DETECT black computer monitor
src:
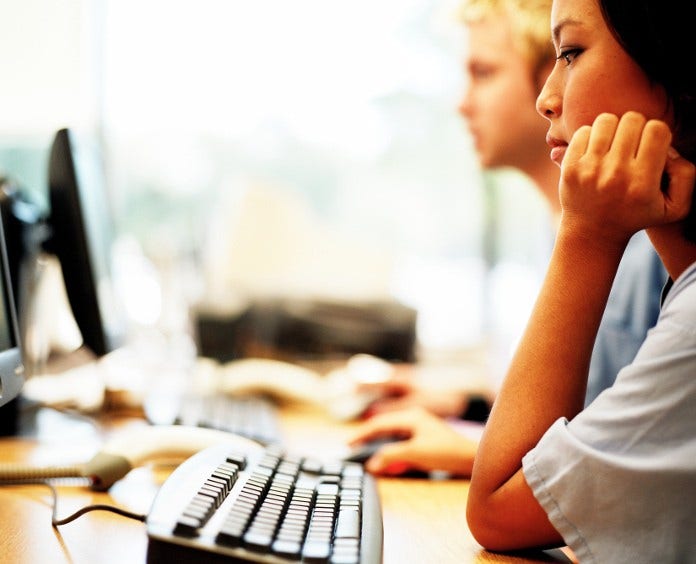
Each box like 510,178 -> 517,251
0,210 -> 25,409
45,128 -> 124,357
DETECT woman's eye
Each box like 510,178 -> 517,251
556,48 -> 581,66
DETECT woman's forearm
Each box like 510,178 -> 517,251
467,227 -> 627,541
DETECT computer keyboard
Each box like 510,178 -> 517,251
146,443 -> 383,563
150,393 -> 283,446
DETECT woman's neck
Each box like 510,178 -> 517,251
525,155 -> 562,223
648,224 -> 696,281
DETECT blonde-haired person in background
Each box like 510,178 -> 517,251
348,0 -> 666,478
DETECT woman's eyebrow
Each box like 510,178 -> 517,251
552,18 -> 583,43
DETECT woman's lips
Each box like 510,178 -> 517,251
550,145 -> 566,165
546,134 -> 568,166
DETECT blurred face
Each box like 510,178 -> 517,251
459,14 -> 550,171
536,0 -> 671,166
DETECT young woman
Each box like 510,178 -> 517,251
466,0 -> 696,561
348,0 -> 666,479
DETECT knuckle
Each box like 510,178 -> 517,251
576,158 -> 602,186
595,112 -> 619,126
622,110 -> 646,125
643,119 -> 672,143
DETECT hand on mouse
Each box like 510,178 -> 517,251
348,407 -> 478,477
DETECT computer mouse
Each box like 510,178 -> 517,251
343,435 -> 407,464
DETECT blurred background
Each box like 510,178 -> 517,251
0,0 -> 553,383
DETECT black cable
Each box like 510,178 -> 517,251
0,480 -> 146,527
52,498 -> 147,526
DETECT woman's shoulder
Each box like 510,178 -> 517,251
657,260 -> 696,330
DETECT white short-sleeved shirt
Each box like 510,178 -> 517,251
522,261 -> 696,564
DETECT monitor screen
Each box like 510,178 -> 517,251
45,128 -> 124,357
0,211 -> 24,408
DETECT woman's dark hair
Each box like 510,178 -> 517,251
599,0 -> 696,241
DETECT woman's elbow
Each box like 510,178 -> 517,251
467,482 -> 563,552
466,491 -> 510,551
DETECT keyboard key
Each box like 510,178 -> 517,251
331,552 -> 360,564
272,538 -> 302,558
225,454 -> 247,470
302,540 -> 332,563
216,523 -> 245,546
335,508 -> 360,539
331,554 -> 360,564
173,514 -> 203,537
243,530 -> 274,552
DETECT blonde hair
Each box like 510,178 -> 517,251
458,0 -> 554,80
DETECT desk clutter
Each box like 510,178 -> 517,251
194,297 -> 418,365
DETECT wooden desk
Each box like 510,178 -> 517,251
0,405 -> 574,564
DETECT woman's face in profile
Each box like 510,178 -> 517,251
536,0 -> 671,165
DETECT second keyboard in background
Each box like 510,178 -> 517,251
147,393 -> 283,446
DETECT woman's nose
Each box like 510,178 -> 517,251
536,74 -> 561,119
536,89 -> 560,119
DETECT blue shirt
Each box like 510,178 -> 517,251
586,230 -> 666,405
522,260 -> 696,563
